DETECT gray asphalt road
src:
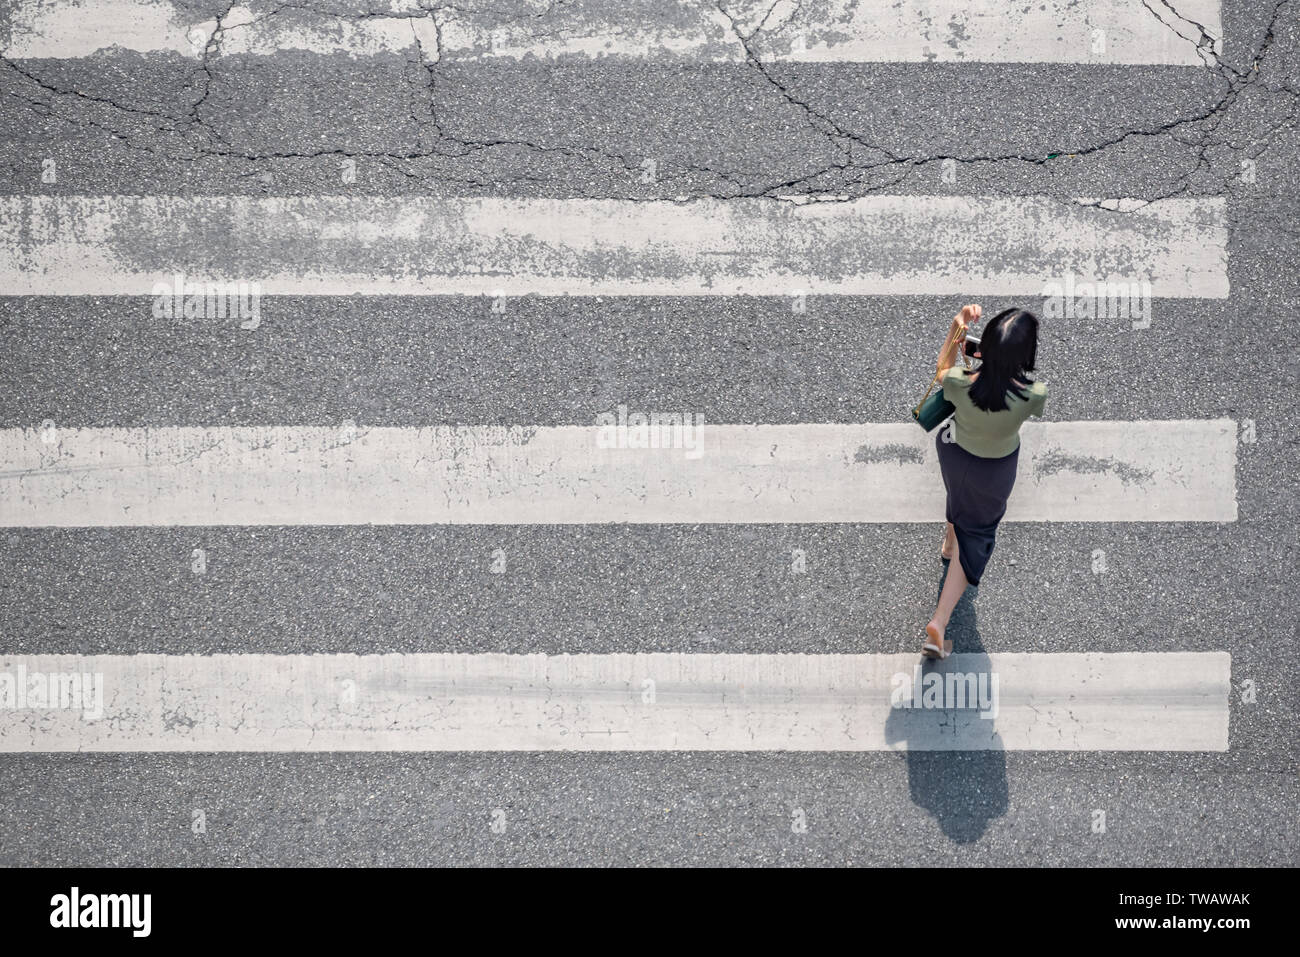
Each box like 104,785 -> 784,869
0,0 -> 1297,866
2,754 -> 1296,866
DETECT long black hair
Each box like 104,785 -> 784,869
966,308 -> 1039,413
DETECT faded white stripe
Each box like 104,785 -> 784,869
0,195 -> 1229,298
0,421 -> 1238,527
0,653 -> 1232,752
1,0 -> 1223,65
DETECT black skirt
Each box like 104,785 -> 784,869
934,428 -> 1020,587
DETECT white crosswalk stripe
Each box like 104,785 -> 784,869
1,0 -> 1224,65
0,194 -> 1229,298
0,653 -> 1231,751
0,421 -> 1238,526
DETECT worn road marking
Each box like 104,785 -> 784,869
0,0 -> 1225,65
0,195 -> 1229,298
0,421 -> 1237,526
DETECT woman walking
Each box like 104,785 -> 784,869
923,304 -> 1047,659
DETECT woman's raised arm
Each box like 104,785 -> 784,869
937,303 -> 981,373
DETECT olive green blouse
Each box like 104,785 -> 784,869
940,366 -> 1048,458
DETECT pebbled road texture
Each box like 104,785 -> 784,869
0,0 -> 1297,866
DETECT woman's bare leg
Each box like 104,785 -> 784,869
941,522 -> 956,557
928,535 -> 968,638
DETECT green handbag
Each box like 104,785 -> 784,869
911,383 -> 954,432
911,322 -> 972,431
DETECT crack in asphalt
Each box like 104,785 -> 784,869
1141,0 -> 1224,68
0,0 -> 1296,212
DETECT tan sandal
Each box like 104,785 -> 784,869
921,622 -> 952,659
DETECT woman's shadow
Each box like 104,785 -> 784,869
883,559 -> 1009,844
